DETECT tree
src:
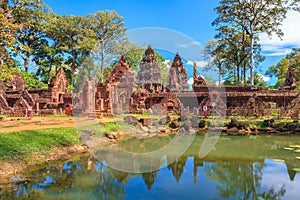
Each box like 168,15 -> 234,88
110,39 -> 145,71
32,13 -> 66,84
266,48 -> 300,90
204,161 -> 286,199
12,0 -> 49,73
87,10 -> 127,83
253,72 -> 269,89
55,15 -> 96,87
0,0 -> 22,79
213,27 -> 265,85
213,0 -> 290,86
202,40 -> 227,85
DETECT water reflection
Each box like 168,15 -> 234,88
1,135 -> 300,199
203,160 -> 285,199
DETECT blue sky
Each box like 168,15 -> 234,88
44,0 -> 300,85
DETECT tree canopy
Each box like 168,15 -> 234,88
0,0 -> 134,89
211,0 -> 298,86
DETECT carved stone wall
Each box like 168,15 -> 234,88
137,45 -> 163,93
6,73 -> 27,91
48,68 -> 68,103
1,68 -> 71,116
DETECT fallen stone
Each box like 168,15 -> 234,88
80,134 -> 91,141
170,120 -> 180,129
105,131 -> 118,140
124,116 -> 138,125
160,127 -> 166,132
148,126 -> 157,133
140,118 -> 152,126
140,126 -> 149,133
263,119 -> 275,127
227,127 -> 239,134
182,122 -> 190,131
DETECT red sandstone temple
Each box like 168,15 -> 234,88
74,45 -> 299,119
0,68 -> 71,116
0,45 -> 299,118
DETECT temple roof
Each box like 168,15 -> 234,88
107,56 -> 130,83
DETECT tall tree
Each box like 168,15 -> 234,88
213,0 -> 290,86
0,0 -> 22,79
87,11 -> 127,83
202,40 -> 227,85
12,0 -> 49,73
32,13 -> 65,84
55,15 -> 96,87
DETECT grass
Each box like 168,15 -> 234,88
0,127 -> 79,162
77,121 -> 137,135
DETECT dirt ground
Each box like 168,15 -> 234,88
0,116 -> 76,133
0,116 -> 116,133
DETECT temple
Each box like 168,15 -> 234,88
0,68 -> 71,116
0,45 -> 299,118
76,45 -> 299,119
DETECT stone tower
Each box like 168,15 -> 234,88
137,45 -> 163,93
167,53 -> 189,92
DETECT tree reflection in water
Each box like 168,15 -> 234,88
0,157 -> 127,199
203,160 -> 286,199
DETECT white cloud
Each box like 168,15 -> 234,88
260,10 -> 300,56
215,80 -> 225,86
188,77 -> 194,86
162,59 -> 172,68
257,73 -> 271,82
186,60 -> 208,67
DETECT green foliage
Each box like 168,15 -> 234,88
213,0 -> 290,86
0,127 -> 79,161
19,70 -> 47,89
0,67 -> 47,89
266,48 -> 300,91
202,40 -> 227,85
253,73 -> 269,89
1,1 -> 130,88
87,10 -> 127,83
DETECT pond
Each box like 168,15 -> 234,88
1,135 -> 300,199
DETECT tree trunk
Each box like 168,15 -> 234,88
237,65 -> 240,86
244,60 -> 247,85
71,52 -> 75,88
24,58 -> 29,73
218,65 -> 221,86
234,65 -> 237,85
47,63 -> 53,85
249,26 -> 254,86
100,43 -> 105,83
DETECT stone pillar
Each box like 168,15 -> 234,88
36,102 -> 39,113
100,99 -> 104,111
82,78 -> 96,114
193,62 -> 197,82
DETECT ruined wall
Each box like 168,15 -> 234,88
1,68 -> 71,116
